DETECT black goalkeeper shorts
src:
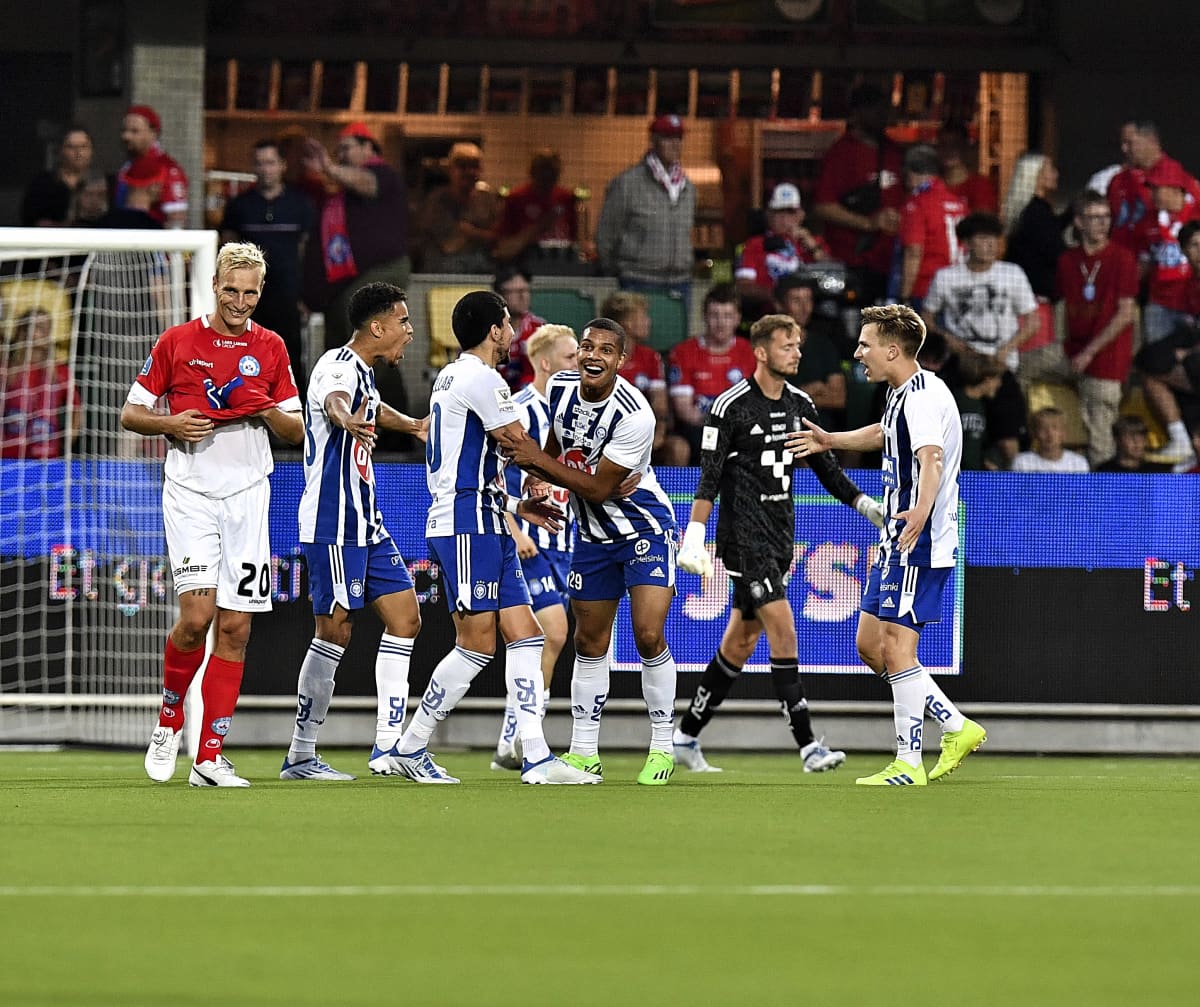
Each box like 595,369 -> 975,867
722,544 -> 793,618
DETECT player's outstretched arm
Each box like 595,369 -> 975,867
378,403 -> 429,442
786,416 -> 883,456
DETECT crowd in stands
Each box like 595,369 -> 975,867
9,98 -> 1200,473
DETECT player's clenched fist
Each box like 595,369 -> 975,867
171,408 -> 214,443
677,520 -> 713,577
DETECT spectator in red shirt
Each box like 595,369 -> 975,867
1134,219 -> 1200,469
1056,190 -> 1139,466
1,308 -> 80,459
813,83 -> 905,305
896,144 -> 966,309
116,105 -> 189,228
937,120 -> 997,214
1136,158 -> 1200,344
494,148 -> 579,270
667,284 -> 756,463
603,291 -> 690,466
734,182 -> 829,301
494,267 -> 547,390
1107,120 -> 1200,251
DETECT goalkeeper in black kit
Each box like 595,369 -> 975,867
673,313 -> 884,772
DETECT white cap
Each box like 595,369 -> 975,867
768,183 -> 802,210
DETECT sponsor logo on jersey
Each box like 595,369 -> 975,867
163,688 -> 181,706
213,338 -> 248,349
750,423 -> 764,435
634,538 -> 650,556
188,357 -> 215,369
494,386 -> 515,414
210,716 -> 233,737
172,560 -> 209,577
140,355 -> 153,376
882,581 -> 899,591
881,597 -> 896,609
650,566 -> 665,578
238,354 -> 261,377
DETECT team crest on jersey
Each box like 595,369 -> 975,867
350,580 -> 364,597
727,367 -> 745,383
140,354 -> 153,376
238,355 -> 261,377
473,582 -> 488,599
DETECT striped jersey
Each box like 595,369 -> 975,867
545,371 -> 676,544
426,353 -> 520,537
504,383 -> 574,552
299,346 -> 387,545
878,368 -> 961,569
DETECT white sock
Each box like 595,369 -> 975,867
889,666 -> 927,768
642,648 -> 677,753
399,646 -> 489,753
922,672 -> 965,733
570,653 -> 610,757
506,635 -> 550,764
288,639 -> 343,762
673,728 -> 697,745
541,686 -> 551,720
375,634 -> 414,751
495,704 -> 518,752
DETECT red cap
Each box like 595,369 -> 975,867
339,121 -> 378,144
126,104 -> 161,133
124,152 -> 163,188
649,114 -> 685,138
1145,157 -> 1191,189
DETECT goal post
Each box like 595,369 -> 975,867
0,227 -> 216,747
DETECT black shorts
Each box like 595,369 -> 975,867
722,544 -> 792,618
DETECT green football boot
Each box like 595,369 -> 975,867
855,758 -> 927,786
929,718 -> 987,781
560,751 -> 603,780
636,750 -> 675,786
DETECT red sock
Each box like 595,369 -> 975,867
158,637 -> 206,730
196,655 -> 245,762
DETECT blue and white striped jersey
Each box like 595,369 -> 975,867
426,353 -> 520,537
299,346 -> 387,546
545,371 -> 676,544
504,383 -> 574,552
878,368 -> 961,569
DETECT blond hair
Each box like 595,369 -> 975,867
599,291 -> 648,326
526,323 -> 577,361
861,304 -> 926,358
215,241 -> 267,280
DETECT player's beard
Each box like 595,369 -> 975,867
767,362 -> 799,381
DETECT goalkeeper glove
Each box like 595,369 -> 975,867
854,494 -> 885,529
677,520 -> 713,577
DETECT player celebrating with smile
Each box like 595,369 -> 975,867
673,313 -> 884,773
788,304 -> 985,786
124,242 -> 304,787
505,318 -> 679,785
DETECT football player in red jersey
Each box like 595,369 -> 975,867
121,242 -> 304,786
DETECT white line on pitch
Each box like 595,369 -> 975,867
0,884 -> 1197,898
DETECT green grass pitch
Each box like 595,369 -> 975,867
2,749 -> 1199,1006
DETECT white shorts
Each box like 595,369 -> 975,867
163,478 -> 273,613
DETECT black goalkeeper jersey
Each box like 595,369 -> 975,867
695,377 -> 863,559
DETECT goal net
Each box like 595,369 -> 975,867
0,228 -> 216,746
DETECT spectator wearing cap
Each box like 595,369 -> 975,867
21,126 -> 95,227
1133,156 -> 1200,344
1107,120 -> 1200,251
414,142 -> 503,274
494,147 -> 580,269
734,182 -> 830,301
116,105 -> 189,228
92,154 -> 163,229
595,114 -> 696,323
896,143 -> 966,310
299,121 -> 411,349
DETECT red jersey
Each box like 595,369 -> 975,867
946,173 -> 997,214
128,315 -> 300,498
899,178 -> 967,299
502,311 -> 548,390
1,361 -> 79,459
814,134 -> 905,274
619,343 -> 666,395
1057,242 -> 1138,382
667,336 -> 757,414
1108,156 -> 1200,250
1134,201 -> 1200,311
116,147 -> 189,225
734,231 -> 831,293
497,184 -> 577,245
